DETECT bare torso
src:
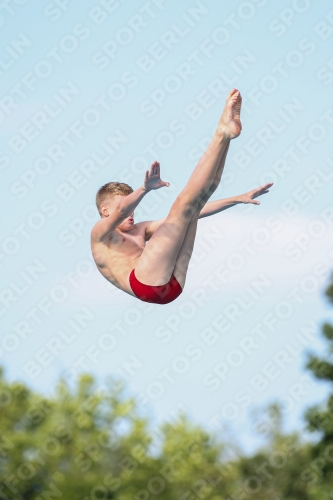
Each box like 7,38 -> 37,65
91,223 -> 147,296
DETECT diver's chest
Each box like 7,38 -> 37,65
116,233 -> 145,250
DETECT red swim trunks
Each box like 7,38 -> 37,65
129,269 -> 182,305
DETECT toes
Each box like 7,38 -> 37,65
228,88 -> 238,97
230,91 -> 241,101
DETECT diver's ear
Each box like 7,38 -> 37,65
100,205 -> 109,218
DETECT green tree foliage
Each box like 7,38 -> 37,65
303,274 -> 333,498
3,275 -> 333,499
0,367 -> 326,500
0,370 -> 237,500
234,405 -> 314,500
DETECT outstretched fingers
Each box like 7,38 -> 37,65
155,161 -> 170,187
150,161 -> 159,176
249,182 -> 274,204
262,182 -> 274,190
144,161 -> 170,190
254,182 -> 274,197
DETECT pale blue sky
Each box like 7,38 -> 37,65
1,0 -> 333,452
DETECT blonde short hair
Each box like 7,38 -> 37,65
96,182 -> 133,215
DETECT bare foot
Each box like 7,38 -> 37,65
218,89 -> 242,140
